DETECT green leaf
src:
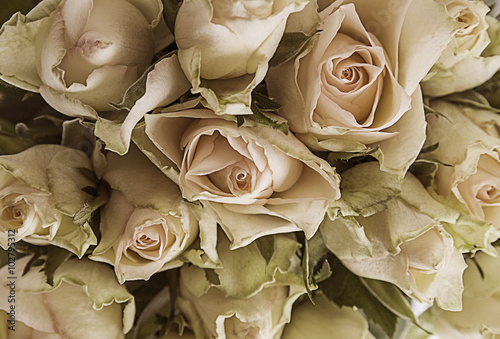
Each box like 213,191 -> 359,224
0,247 -> 6,269
44,246 -> 73,287
204,268 -> 221,286
21,250 -> 45,277
327,145 -> 380,162
73,183 -> 109,226
320,254 -> 400,338
329,162 -> 402,218
255,235 -> 275,266
252,91 -> 282,111
127,271 -> 177,339
475,71 -> 500,108
313,260 -> 332,283
444,90 -> 500,113
248,102 -> 289,134
360,278 -> 431,335
423,104 -> 452,123
269,31 -> 318,67
162,0 -> 183,35
420,142 -> 439,154
413,158 -> 452,167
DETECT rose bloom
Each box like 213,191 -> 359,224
175,0 -> 308,114
142,108 -> 340,247
0,0 -> 190,153
0,256 -> 135,339
408,251 -> 500,338
321,165 -> 467,310
266,0 -> 457,175
422,0 -> 500,96
0,145 -> 97,257
90,146 -> 198,283
425,100 -> 500,232
176,234 -> 305,339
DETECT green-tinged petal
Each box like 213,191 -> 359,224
323,170 -> 467,309
182,230 -> 301,298
103,145 -> 182,213
0,145 -> 64,191
329,161 -> 402,218
405,251 -> 500,338
47,148 -> 97,216
95,55 -> 190,155
282,292 -> 374,339
0,256 -> 135,336
375,86 -> 427,178
423,54 -> 500,97
0,12 -> 46,91
39,216 -> 97,258
177,233 -> 306,339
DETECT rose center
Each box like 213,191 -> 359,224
1,199 -> 27,230
477,185 -> 500,203
234,169 -> 251,192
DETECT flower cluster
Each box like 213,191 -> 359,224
0,0 -> 500,338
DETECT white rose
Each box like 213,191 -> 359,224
422,0 -> 500,96
406,251 -> 500,338
90,146 -> 198,283
176,232 -> 305,339
281,292 -> 374,339
425,100 -> 500,232
266,0 -> 456,176
0,145 -> 97,257
141,108 -> 340,247
321,164 -> 467,310
0,0 -> 190,154
0,256 -> 135,339
175,0 -> 307,114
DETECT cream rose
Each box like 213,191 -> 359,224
175,0 -> 307,114
321,164 -> 467,310
422,0 -> 500,96
266,0 -> 457,176
0,0 -> 190,154
0,145 -> 97,257
406,251 -> 500,338
90,146 -> 198,283
425,100 -> 500,232
282,292 -> 374,339
0,256 -> 135,339
176,232 -> 305,339
140,108 -> 340,247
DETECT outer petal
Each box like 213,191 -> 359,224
0,256 -> 135,336
282,293 -> 375,339
95,55 -> 190,154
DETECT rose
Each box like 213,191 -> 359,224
266,0 -> 457,175
321,163 -> 467,310
176,232 -> 305,339
139,108 -> 340,247
90,146 -> 198,283
281,292 -> 374,339
175,0 -> 307,114
0,145 -> 98,257
424,100 -> 500,233
0,0 -> 190,154
0,256 -> 135,339
406,251 -> 500,338
422,0 -> 500,97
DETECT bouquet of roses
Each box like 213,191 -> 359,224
1,0 -> 500,338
